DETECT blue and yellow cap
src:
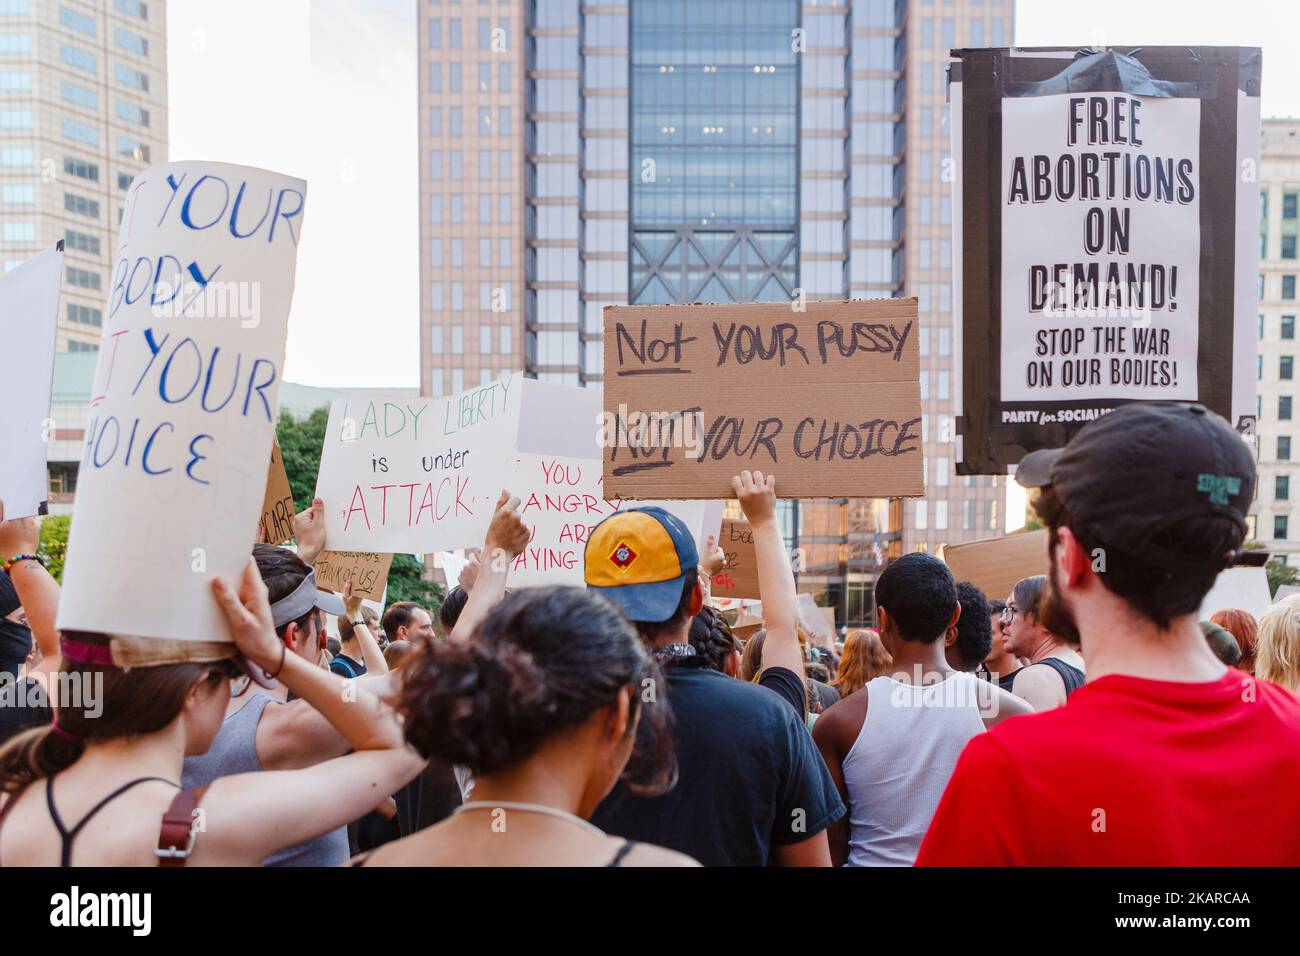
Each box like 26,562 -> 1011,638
584,507 -> 698,623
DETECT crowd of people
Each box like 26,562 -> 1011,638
1,401 -> 1299,866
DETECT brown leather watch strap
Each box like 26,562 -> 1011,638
156,785 -> 206,867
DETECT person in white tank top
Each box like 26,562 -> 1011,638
812,554 -> 1034,866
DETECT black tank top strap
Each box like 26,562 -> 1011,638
48,775 -> 178,867
606,839 -> 637,867
1034,656 -> 1086,696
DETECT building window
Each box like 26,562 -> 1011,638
428,61 -> 441,91
67,340 -> 98,353
1286,192 -> 1299,220
61,80 -> 97,109
64,229 -> 100,254
1,183 -> 32,205
451,282 -> 463,311
429,369 -> 443,395
66,303 -> 102,326
115,0 -> 148,20
0,109 -> 31,130
115,64 -> 149,91
0,147 -> 32,167
500,325 -> 512,354
66,266 -> 100,290
63,192 -> 99,218
451,325 -> 464,353
450,107 -> 462,136
2,222 -> 35,243
116,136 -> 150,163
1280,436 -> 1292,461
115,100 -> 150,127
59,6 -> 96,38
1285,315 -> 1296,340
60,117 -> 98,146
480,325 -> 492,354
1276,515 -> 1289,540
113,27 -> 148,56
1286,275 -> 1297,300
448,18 -> 461,48
1283,396 -> 1294,421
1278,475 -> 1291,501
1282,356 -> 1294,380
429,325 -> 443,352
62,157 -> 97,181
1285,236 -> 1298,260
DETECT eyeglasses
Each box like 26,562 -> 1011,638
1000,605 -> 1019,622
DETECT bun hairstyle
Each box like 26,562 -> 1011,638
0,631 -> 221,795
399,587 -> 676,796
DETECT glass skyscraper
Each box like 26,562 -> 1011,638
418,0 -> 1013,626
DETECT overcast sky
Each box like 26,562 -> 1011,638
167,0 -> 1300,390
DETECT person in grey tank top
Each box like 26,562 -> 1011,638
813,555 -> 1034,866
181,693 -> 349,867
179,537 -> 409,866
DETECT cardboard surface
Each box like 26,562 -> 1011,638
710,519 -> 761,600
602,299 -> 923,499
0,243 -> 63,519
260,439 -> 296,545
939,529 -> 1050,602
314,550 -> 394,600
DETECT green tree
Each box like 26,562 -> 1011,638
274,406 -> 443,615
38,514 -> 72,583
1267,558 -> 1300,597
276,407 -> 330,512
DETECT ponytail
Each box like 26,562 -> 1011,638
0,724 -> 84,796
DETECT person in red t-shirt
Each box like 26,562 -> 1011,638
917,402 -> 1300,867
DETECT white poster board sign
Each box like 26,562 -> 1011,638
59,162 -> 307,640
0,243 -> 63,519
510,381 -> 722,586
315,374 -> 523,554
1199,566 -> 1271,622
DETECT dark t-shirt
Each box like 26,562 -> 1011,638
0,676 -> 52,746
328,654 -> 367,679
591,659 -> 845,866
758,666 -> 807,718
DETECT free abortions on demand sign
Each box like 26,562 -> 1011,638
1000,93 -> 1200,404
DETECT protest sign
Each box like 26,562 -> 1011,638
951,47 -> 1262,472
512,380 -> 723,586
59,162 -> 306,641
314,550 -> 393,600
938,529 -> 1049,603
1200,566 -> 1271,622
259,439 -> 296,545
0,243 -> 63,519
602,298 -> 923,499
314,375 -> 522,554
797,592 -> 838,647
710,519 -> 761,600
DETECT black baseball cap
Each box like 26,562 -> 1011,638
1015,402 -> 1256,572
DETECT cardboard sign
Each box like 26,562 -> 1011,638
511,382 -> 724,586
797,592 -> 837,646
260,439 -> 296,545
1199,566 -> 1271,621
952,47 -> 1262,472
314,374 -> 523,554
602,299 -> 923,499
314,550 -> 393,601
59,162 -> 306,641
0,243 -> 62,519
938,529 -> 1050,603
710,519 -> 762,599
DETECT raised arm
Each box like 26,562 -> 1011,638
200,559 -> 422,864
292,497 -> 328,566
449,491 -> 530,643
338,577 -> 387,675
733,471 -> 803,679
0,503 -> 61,679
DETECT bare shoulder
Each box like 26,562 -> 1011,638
813,686 -> 868,749
981,683 -> 1036,727
620,841 -> 702,867
1012,662 -> 1064,699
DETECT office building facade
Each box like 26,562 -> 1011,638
0,0 -> 167,354
418,0 -> 1012,625
1250,120 -> 1300,564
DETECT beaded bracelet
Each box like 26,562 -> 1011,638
2,553 -> 43,574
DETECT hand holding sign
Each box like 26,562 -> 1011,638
211,558 -> 282,674
733,470 -> 777,527
484,490 -> 531,569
